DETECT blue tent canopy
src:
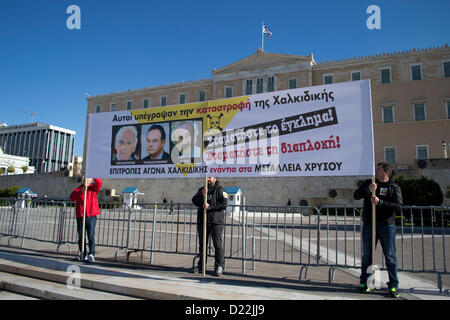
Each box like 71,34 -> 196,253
121,187 -> 143,195
17,187 -> 37,196
224,187 -> 241,195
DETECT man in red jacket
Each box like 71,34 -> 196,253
70,178 -> 102,263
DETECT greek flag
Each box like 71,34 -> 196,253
263,25 -> 272,39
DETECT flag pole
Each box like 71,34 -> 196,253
202,175 -> 208,277
261,21 -> 264,52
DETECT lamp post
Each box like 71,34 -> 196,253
443,139 -> 448,159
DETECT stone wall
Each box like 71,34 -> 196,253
1,159 -> 448,206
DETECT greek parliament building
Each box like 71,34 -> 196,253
0,123 -> 76,173
84,45 -> 450,204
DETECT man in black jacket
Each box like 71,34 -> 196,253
354,162 -> 402,298
192,177 -> 228,276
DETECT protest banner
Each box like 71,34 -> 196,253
85,80 -> 374,178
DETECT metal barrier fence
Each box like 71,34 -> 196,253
0,198 -> 448,291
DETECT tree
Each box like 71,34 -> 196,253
21,165 -> 29,173
0,168 -> 4,175
394,176 -> 443,206
0,186 -> 21,198
7,166 -> 15,174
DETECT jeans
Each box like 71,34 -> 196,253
197,222 -> 224,270
76,216 -> 97,257
360,222 -> 399,289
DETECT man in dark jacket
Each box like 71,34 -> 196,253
354,162 -> 402,297
192,177 -> 228,276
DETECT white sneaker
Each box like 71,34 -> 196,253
215,266 -> 223,277
87,254 -> 95,263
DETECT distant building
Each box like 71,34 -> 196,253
0,123 -> 75,173
0,147 -> 35,174
80,45 -> 450,206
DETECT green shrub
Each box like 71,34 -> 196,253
0,186 -> 21,198
393,176 -> 443,206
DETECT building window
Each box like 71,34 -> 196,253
256,78 -> 264,93
268,77 -> 275,92
126,100 -> 132,110
384,147 -> 396,164
245,80 -> 252,95
380,67 -> 391,84
410,64 -> 422,81
179,93 -> 186,104
225,86 -> 233,98
447,101 -> 450,119
443,61 -> 450,78
288,78 -> 297,89
323,74 -> 333,84
414,103 -> 426,121
95,105 -> 101,113
199,90 -> 206,102
160,96 -> 167,106
382,106 -> 394,123
351,71 -> 361,81
110,103 -> 116,112
416,145 -> 429,160
143,98 -> 149,109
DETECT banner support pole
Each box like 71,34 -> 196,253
81,178 -> 87,260
202,175 -> 208,277
371,175 -> 376,287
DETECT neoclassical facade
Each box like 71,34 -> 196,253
86,45 -> 450,169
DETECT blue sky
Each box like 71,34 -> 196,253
1,0 -> 449,157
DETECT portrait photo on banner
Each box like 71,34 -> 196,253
170,119 -> 203,164
111,124 -> 141,164
141,122 -> 171,164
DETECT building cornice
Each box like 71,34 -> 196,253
314,44 -> 450,69
87,78 -> 212,101
0,123 -> 75,135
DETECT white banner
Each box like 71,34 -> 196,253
85,80 -> 374,178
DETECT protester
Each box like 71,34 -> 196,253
192,177 -> 228,276
70,177 -> 102,263
353,162 -> 402,298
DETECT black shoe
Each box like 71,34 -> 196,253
359,283 -> 371,293
389,287 -> 400,298
74,255 -> 87,262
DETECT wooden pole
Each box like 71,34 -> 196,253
202,175 -> 208,276
81,178 -> 87,260
371,175 -> 376,287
